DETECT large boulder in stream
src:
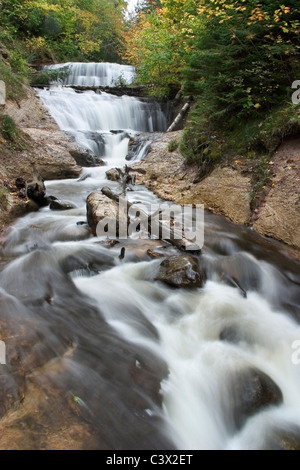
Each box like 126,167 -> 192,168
155,255 -> 203,288
106,168 -> 121,182
86,192 -> 120,237
225,367 -> 283,431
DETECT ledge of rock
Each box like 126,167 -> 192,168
133,131 -> 251,227
133,130 -> 300,259
1,87 -> 82,182
253,137 -> 300,252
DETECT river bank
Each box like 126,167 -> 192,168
133,130 -> 300,261
0,86 -> 81,232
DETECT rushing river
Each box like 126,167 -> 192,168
0,63 -> 300,450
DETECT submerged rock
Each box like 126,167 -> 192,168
263,425 -> 300,450
155,255 -> 203,288
50,199 -> 77,211
225,367 -> 283,431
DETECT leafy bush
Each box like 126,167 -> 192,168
31,65 -> 71,86
0,61 -> 26,101
0,114 -> 26,150
0,115 -> 19,142
168,139 -> 179,152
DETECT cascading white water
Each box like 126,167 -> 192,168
37,87 -> 168,156
46,62 -> 136,87
73,252 -> 300,450
1,62 -> 300,450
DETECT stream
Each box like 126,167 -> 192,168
0,63 -> 300,450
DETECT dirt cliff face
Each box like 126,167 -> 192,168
2,86 -> 81,181
253,137 -> 300,251
133,131 -> 300,260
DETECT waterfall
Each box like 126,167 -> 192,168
37,84 -> 169,157
0,62 -> 299,450
45,62 -> 136,87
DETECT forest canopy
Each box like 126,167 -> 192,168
125,0 -> 300,165
1,0 -> 299,166
0,0 -> 127,62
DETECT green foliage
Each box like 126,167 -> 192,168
0,114 -> 27,150
179,124 -> 223,179
0,114 -> 19,142
168,139 -> 179,152
184,0 -> 300,123
0,0 -> 127,63
110,72 -> 129,87
248,155 -> 272,209
31,65 -> 71,85
180,0 -> 300,162
8,49 -> 32,81
127,0 -> 300,165
0,60 -> 26,101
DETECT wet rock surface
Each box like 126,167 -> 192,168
0,249 -> 174,450
70,149 -> 105,168
106,168 -> 122,182
263,425 -> 300,450
155,255 -> 203,288
225,367 -> 283,431
49,199 -> 77,211
86,192 -> 120,237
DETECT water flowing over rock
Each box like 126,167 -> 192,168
46,62 -> 136,87
224,367 -> 283,431
126,132 -> 164,162
37,88 -> 170,158
69,149 -> 105,168
263,426 -> 300,450
0,61 -> 299,451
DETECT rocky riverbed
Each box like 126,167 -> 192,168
0,89 -> 299,260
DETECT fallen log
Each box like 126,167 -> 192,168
167,102 -> 190,133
